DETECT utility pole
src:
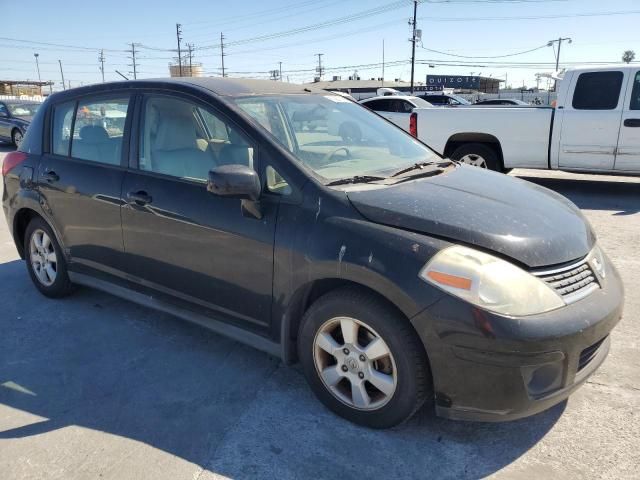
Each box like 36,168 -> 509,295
99,49 -> 105,83
129,43 -> 138,80
382,39 -> 385,87
186,43 -> 194,76
34,53 -> 41,83
315,53 -> 324,80
279,61 -> 283,81
548,37 -> 572,91
409,0 -> 418,94
220,32 -> 226,77
176,23 -> 183,76
58,59 -> 66,90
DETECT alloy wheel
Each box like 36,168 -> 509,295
313,316 -> 397,410
29,229 -> 57,287
459,153 -> 488,168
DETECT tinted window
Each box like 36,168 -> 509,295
52,101 -> 75,156
363,99 -> 392,112
139,95 -> 254,181
572,71 -> 623,110
630,71 -> 640,110
71,98 -> 129,165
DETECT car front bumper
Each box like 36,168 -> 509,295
410,255 -> 624,422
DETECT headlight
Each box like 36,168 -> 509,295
419,245 -> 565,316
590,245 -> 606,279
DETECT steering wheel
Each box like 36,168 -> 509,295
321,147 -> 351,164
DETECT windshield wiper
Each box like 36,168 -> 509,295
390,161 -> 441,178
326,175 -> 386,186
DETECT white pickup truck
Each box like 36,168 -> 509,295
411,65 -> 640,174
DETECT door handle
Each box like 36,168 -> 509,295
127,191 -> 152,205
624,118 -> 640,128
43,170 -> 59,182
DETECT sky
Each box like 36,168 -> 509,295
1,0 -> 639,91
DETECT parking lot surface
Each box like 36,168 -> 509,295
0,144 -> 639,479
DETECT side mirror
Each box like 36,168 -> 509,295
207,164 -> 261,201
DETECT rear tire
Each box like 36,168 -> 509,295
451,143 -> 501,172
24,217 -> 75,298
298,287 -> 432,428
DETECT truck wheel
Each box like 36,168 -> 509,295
451,143 -> 501,171
298,286 -> 432,428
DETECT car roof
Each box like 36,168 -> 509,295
361,95 -> 421,102
48,77 -> 326,100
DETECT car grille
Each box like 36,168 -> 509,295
533,258 -> 600,303
578,336 -> 607,371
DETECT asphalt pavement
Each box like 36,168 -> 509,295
0,144 -> 638,479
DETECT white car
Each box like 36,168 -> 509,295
359,95 -> 432,132
411,65 -> 640,174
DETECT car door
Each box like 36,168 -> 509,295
615,69 -> 640,172
558,70 -> 626,170
0,103 -> 10,139
120,92 -> 277,330
38,93 -> 132,273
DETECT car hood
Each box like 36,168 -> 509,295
346,165 -> 595,268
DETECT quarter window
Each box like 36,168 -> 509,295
139,95 -> 255,181
572,71 -> 624,110
51,101 -> 75,156
630,72 -> 640,110
71,98 -> 129,165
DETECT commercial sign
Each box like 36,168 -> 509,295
426,75 -> 480,90
414,85 -> 443,92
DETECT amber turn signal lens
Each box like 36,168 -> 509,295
426,271 -> 472,290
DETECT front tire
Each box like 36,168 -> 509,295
25,217 -> 75,298
451,143 -> 501,171
12,129 -> 23,148
298,287 -> 432,428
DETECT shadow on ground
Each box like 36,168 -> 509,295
0,258 -> 565,479
516,174 -> 640,215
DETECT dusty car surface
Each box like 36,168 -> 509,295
2,78 -> 623,428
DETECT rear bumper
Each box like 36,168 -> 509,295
411,255 -> 624,422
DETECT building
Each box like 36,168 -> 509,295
169,63 -> 204,78
304,77 -> 427,100
0,80 -> 53,96
425,74 -> 502,94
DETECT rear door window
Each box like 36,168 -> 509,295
363,99 -> 392,112
51,101 -> 75,156
572,71 -> 624,110
71,97 -> 130,165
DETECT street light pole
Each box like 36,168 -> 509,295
34,53 -> 41,83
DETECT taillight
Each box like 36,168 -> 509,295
2,151 -> 28,177
409,112 -> 418,137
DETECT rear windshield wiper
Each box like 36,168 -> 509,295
326,175 -> 386,186
389,161 -> 449,178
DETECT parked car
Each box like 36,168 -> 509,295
418,92 -> 471,107
474,99 -> 530,106
2,78 -> 623,428
410,65 -> 640,173
359,95 -> 432,132
0,100 -> 41,147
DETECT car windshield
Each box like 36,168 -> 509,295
449,95 -> 471,105
7,103 -> 41,116
232,94 -> 440,182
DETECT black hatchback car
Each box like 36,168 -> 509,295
2,78 -> 623,428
